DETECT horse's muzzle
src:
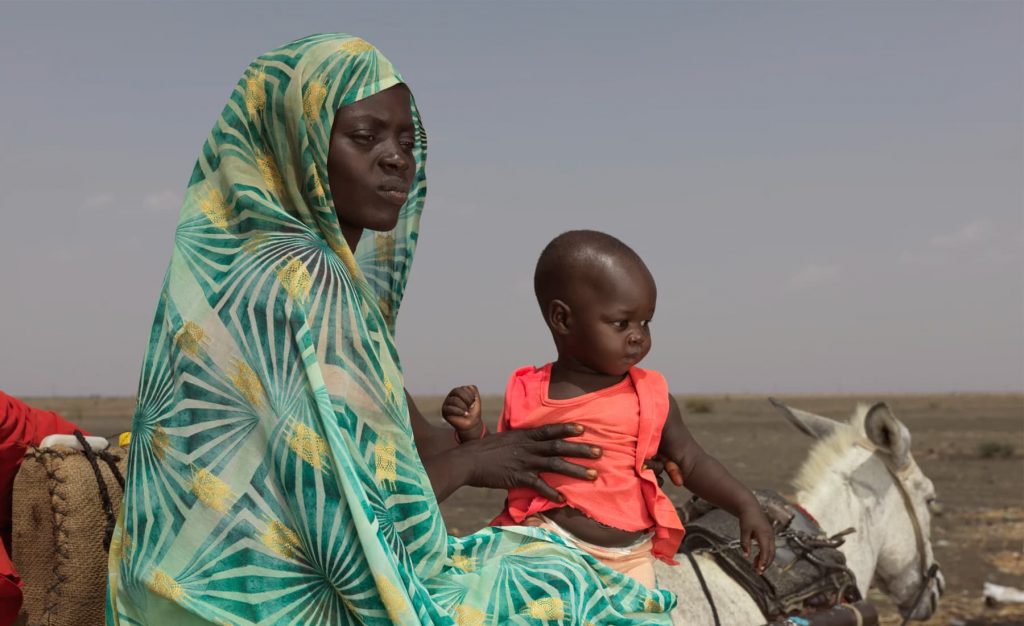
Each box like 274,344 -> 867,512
900,565 -> 944,622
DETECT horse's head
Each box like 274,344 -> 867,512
771,399 -> 945,621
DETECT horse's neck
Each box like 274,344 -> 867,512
795,448 -> 891,596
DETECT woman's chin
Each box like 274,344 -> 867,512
367,211 -> 402,233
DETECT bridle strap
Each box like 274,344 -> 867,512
885,462 -> 928,581
854,440 -> 936,615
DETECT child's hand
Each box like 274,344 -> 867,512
738,504 -> 776,574
442,385 -> 484,442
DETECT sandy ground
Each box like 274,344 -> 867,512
27,392 -> 1024,625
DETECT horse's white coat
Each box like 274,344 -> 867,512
654,402 -> 943,625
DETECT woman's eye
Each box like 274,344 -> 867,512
351,133 -> 375,144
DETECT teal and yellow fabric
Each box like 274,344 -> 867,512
107,34 -> 674,625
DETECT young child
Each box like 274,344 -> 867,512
443,230 -> 775,587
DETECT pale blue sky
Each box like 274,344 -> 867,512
1,1 -> 1021,396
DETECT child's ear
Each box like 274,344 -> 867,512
547,299 -> 572,335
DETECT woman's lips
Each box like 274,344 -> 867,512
377,186 -> 409,206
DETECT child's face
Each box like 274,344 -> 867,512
564,262 -> 656,377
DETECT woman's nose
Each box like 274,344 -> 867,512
380,144 -> 410,172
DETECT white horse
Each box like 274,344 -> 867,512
655,400 -> 945,625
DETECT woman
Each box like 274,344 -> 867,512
107,34 -> 674,624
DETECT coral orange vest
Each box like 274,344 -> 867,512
490,364 -> 683,564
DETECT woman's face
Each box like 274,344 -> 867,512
327,84 -> 416,250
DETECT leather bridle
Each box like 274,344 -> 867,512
854,406 -> 940,623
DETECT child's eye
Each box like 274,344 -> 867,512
613,320 -> 628,329
642,320 -> 651,328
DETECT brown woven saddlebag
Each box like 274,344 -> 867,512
12,440 -> 126,626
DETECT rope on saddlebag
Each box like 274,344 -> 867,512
72,430 -> 118,551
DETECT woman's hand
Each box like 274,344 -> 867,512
455,423 -> 600,503
738,503 -> 776,574
441,385 -> 484,442
642,454 -> 684,487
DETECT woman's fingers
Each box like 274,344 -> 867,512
663,459 -> 684,486
642,457 -> 662,473
543,457 -> 596,481
523,474 -> 564,503
459,428 -> 601,494
641,455 -> 684,487
526,424 -> 600,459
528,423 -> 585,440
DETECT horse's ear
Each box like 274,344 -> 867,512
769,397 -> 843,440
863,402 -> 911,468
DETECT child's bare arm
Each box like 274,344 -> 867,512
442,385 -> 485,442
659,395 -> 776,572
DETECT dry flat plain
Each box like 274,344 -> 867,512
27,393 -> 1024,625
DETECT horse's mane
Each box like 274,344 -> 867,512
792,404 -> 872,494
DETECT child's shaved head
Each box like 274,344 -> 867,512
534,230 -> 652,311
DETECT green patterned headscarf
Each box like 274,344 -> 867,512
107,34 -> 674,625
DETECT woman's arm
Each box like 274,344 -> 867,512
407,388 -> 601,503
406,390 -> 459,458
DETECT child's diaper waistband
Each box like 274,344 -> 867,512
524,514 -> 654,557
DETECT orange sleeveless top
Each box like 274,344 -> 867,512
490,364 -> 684,563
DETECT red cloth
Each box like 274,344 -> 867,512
490,364 -> 684,564
0,391 -> 86,625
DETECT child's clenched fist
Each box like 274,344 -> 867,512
442,385 -> 484,442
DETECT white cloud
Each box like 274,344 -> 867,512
142,190 -> 182,212
929,220 -> 992,249
789,264 -> 840,291
902,219 -> 1012,269
81,193 -> 114,210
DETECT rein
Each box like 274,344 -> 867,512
684,551 -> 721,626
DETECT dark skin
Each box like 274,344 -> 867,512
444,250 -> 777,572
327,85 -> 603,505
328,84 -> 416,250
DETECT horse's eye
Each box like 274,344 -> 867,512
926,497 -> 943,516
